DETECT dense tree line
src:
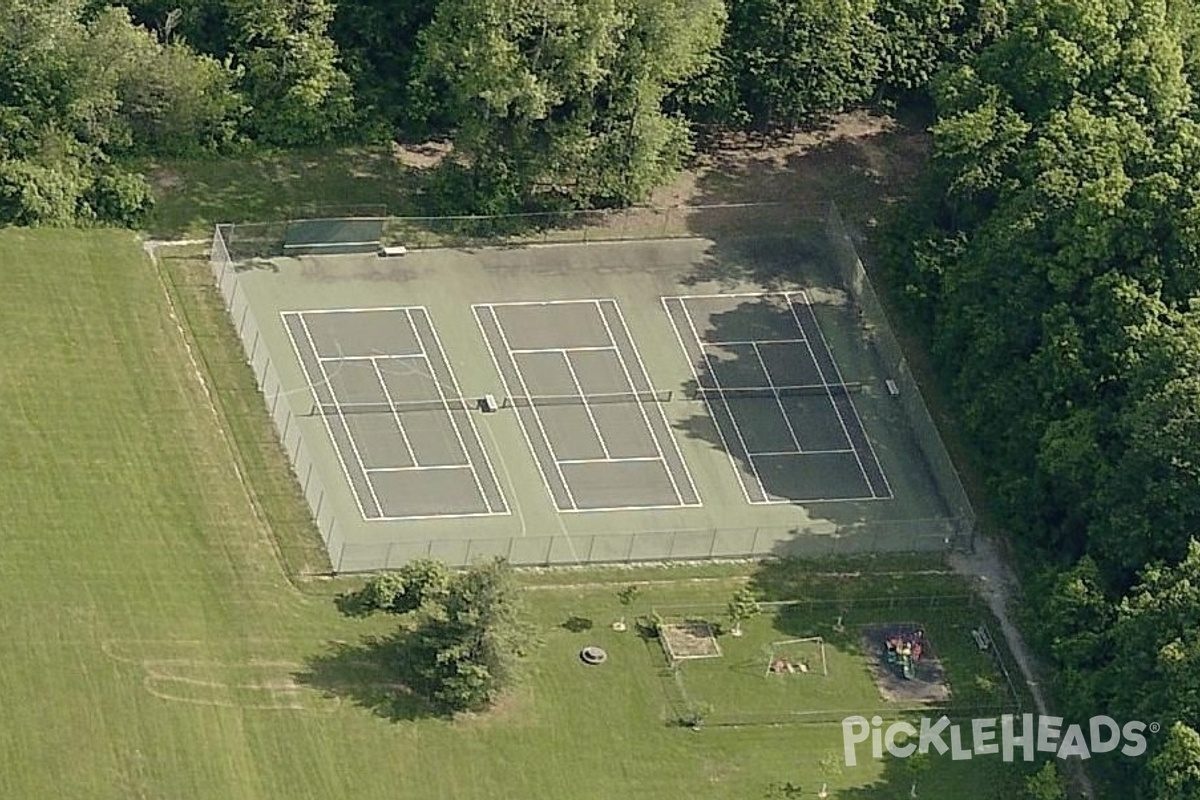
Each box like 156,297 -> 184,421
886,0 -> 1200,794
0,0 -> 1003,225
7,0 -> 1199,789
0,0 -> 236,224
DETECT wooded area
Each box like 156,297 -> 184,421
1,0 -> 997,223
3,0 -> 1200,795
885,0 -> 1200,795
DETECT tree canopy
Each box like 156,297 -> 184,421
7,1 -> 1200,791
0,0 -> 1016,224
886,0 -> 1200,793
342,558 -> 532,714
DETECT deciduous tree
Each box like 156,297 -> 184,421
414,0 -> 724,210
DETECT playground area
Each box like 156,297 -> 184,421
864,623 -> 951,703
656,596 -> 1017,727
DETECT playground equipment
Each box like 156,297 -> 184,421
764,637 -> 829,677
884,630 -> 925,680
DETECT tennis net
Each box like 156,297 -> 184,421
691,382 -> 862,402
302,383 -> 862,416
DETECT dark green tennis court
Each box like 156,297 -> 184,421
217,222 -> 963,569
662,291 -> 891,503
473,299 -> 701,511
281,306 -> 508,519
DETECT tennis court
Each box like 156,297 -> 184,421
662,292 -> 891,503
473,299 -> 701,511
217,224 -> 960,569
281,306 -> 507,519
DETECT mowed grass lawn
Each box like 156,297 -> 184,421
0,229 -> 1027,799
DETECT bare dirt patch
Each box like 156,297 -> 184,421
391,140 -> 452,169
654,109 -> 931,234
661,620 -> 722,660
863,623 -> 951,704
147,165 -> 186,194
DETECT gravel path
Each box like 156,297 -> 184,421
950,536 -> 1096,799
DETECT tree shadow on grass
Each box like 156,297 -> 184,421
333,587 -> 376,618
293,632 -> 444,722
829,749 -> 1033,800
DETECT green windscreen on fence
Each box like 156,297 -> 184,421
283,217 -> 385,255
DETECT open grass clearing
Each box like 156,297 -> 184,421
0,229 -> 1028,799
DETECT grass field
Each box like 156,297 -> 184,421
656,592 -> 1017,728
0,229 -> 1032,798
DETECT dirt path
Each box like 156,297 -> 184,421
950,537 -> 1096,799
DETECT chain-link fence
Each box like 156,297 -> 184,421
327,518 -> 958,573
216,221 -> 289,261
212,203 -> 808,257
825,202 -> 976,551
210,202 -> 974,571
382,203 -> 805,249
210,225 -> 346,563
654,594 -> 1022,728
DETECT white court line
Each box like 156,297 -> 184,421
751,341 -> 804,453
785,293 -> 880,497
280,312 -> 372,520
557,501 -> 703,514
674,298 -> 779,503
750,448 -> 857,457
416,306 -> 511,516
318,353 -> 423,362
472,304 -> 577,511
790,291 -> 893,499
561,349 -> 612,460
705,338 -> 807,347
289,306 -> 419,315
488,305 -> 581,510
746,456 -> 881,504
405,307 -> 496,512
369,510 -> 516,520
509,345 -> 617,354
658,297 -> 754,505
602,299 -> 702,507
366,464 -> 472,473
369,357 -> 420,467
661,291 -> 787,301
557,456 -> 664,465
294,312 -> 386,517
481,299 -> 607,307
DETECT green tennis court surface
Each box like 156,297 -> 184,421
222,236 -> 956,570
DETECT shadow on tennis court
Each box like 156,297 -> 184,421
666,293 -> 888,505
